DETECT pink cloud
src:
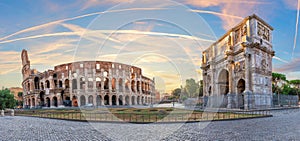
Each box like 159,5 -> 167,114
183,0 -> 272,30
284,0 -> 300,10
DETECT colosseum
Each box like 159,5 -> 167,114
21,49 -> 155,108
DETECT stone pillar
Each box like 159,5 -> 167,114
84,68 -> 88,91
244,50 -> 253,109
101,95 -> 104,106
211,68 -> 216,96
109,95 -> 112,106
129,96 -> 132,105
57,93 -> 63,107
77,96 -> 81,107
1,110 -> 4,116
93,94 -> 97,107
227,57 -> 234,108
93,69 -> 96,91
11,110 -> 14,116
116,95 -> 119,106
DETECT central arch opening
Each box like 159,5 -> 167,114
237,79 -> 245,108
218,69 -> 229,108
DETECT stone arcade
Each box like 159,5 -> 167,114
21,50 -> 155,108
201,14 -> 275,109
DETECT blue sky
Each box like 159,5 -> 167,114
0,0 -> 299,93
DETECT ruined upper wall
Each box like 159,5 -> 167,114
202,14 -> 273,64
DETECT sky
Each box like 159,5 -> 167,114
0,0 -> 299,93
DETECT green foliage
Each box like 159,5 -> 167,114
184,78 -> 200,98
281,84 -> 299,95
272,72 -> 286,81
171,88 -> 181,98
0,88 -> 16,110
289,79 -> 300,84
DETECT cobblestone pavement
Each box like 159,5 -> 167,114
1,109 -> 300,141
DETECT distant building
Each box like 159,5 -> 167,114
21,49 -> 155,108
9,87 -> 23,107
201,14 -> 275,109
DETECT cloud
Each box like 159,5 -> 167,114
273,57 -> 300,72
284,0 -> 300,10
0,7 -> 167,42
273,56 -> 289,63
81,0 -> 133,10
183,0 -> 271,30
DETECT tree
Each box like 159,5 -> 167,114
289,79 -> 300,97
272,72 -> 287,94
184,78 -> 200,98
171,88 -> 181,99
0,88 -> 16,110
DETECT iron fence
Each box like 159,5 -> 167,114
14,109 -> 271,123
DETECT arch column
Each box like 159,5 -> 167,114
116,95 -> 119,106
244,49 -> 253,109
109,95 -> 112,106
101,95 -> 105,106
129,95 -> 132,105
227,59 -> 234,108
94,94 -> 97,106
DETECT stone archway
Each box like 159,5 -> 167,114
39,91 -> 45,107
218,69 -> 229,95
218,69 -> 229,108
104,95 -> 109,105
237,79 -> 245,108
52,97 -> 58,107
125,95 -> 130,105
137,96 -> 140,105
96,95 -> 102,106
112,95 -> 117,105
118,95 -> 123,105
46,97 -> 50,107
32,98 -> 35,107
131,96 -> 135,105
80,95 -> 86,106
88,95 -> 93,104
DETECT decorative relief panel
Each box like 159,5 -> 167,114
234,61 -> 245,72
257,22 -> 270,41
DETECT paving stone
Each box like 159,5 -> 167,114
0,109 -> 299,141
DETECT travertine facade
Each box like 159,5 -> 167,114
21,50 -> 155,108
201,14 -> 275,109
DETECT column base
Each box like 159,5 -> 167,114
243,90 -> 253,110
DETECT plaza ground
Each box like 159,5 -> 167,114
0,108 -> 299,140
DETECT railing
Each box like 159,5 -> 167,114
14,109 -> 271,123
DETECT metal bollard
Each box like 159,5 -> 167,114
11,109 -> 14,116
1,110 -> 4,116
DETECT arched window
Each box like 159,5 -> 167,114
72,79 -> 77,89
65,79 -> 69,88
96,77 -> 101,90
34,77 -> 39,89
45,80 -> 50,89
112,78 -> 116,91
119,78 -> 123,92
88,78 -> 93,89
104,78 -> 109,90
80,77 -> 85,89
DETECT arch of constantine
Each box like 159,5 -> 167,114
21,50 -> 155,108
201,14 -> 275,109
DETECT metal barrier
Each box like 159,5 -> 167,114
14,109 -> 271,123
